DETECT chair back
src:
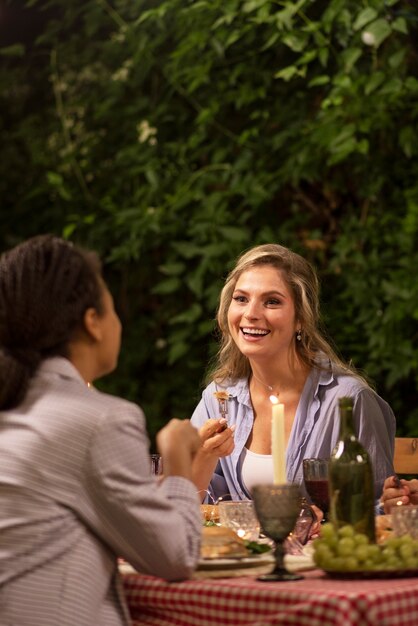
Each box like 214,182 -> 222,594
394,437 -> 418,474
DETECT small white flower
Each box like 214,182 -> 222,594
137,120 -> 157,144
112,59 -> 133,83
362,31 -> 376,46
112,67 -> 129,82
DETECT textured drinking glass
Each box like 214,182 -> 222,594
303,458 -> 330,522
150,454 -> 163,476
218,501 -> 260,541
392,505 -> 418,539
252,483 -> 302,581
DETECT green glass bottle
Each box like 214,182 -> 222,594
329,396 -> 376,542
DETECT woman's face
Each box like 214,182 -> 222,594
227,265 -> 298,363
95,284 -> 122,377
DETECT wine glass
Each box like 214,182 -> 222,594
218,501 -> 260,541
285,498 -> 316,554
302,458 -> 329,523
252,483 -> 303,581
150,454 -> 163,476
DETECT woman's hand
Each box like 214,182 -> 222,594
380,475 -> 418,513
199,418 -> 235,459
192,418 -> 235,499
157,418 -> 201,480
309,504 -> 324,539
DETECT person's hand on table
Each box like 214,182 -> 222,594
380,476 -> 418,513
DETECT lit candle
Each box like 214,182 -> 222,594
271,398 -> 286,484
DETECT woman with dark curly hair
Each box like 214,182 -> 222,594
191,243 -> 395,507
0,234 -> 201,626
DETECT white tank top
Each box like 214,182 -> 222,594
240,447 -> 274,495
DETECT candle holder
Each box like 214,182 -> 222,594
252,483 -> 302,581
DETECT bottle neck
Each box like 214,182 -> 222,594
339,405 -> 355,438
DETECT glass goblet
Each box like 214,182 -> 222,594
150,454 -> 163,476
252,483 -> 302,581
302,458 -> 329,523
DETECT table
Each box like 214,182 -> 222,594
123,569 -> 418,626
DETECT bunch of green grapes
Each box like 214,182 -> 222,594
313,523 -> 418,572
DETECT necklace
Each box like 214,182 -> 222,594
251,372 -> 280,403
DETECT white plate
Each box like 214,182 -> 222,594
284,553 -> 315,573
197,553 -> 275,571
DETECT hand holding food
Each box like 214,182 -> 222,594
381,475 -> 411,513
199,418 -> 235,459
192,420 -> 235,498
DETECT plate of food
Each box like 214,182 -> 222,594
197,554 -> 275,571
199,526 -> 272,562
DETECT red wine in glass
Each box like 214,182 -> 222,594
303,459 -> 329,522
304,479 -> 329,516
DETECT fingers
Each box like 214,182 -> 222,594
406,479 -> 418,497
383,496 -> 409,514
156,419 -> 202,479
199,418 -> 228,441
157,418 -> 201,456
201,423 -> 236,458
381,475 -> 411,513
310,504 -> 324,524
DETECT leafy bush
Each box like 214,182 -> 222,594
1,0 -> 418,440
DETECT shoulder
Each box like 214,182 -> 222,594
317,366 -> 394,421
89,387 -> 145,422
84,390 -> 146,445
31,359 -> 145,432
313,364 -> 371,409
330,370 -> 370,397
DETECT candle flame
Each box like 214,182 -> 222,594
269,394 -> 279,404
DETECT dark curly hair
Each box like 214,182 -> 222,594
0,234 -> 103,410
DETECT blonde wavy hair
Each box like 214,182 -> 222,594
209,243 -> 359,384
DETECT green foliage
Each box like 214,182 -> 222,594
1,0 -> 418,441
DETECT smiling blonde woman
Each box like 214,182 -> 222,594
191,243 -> 395,511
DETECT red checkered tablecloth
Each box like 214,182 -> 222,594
123,569 -> 418,626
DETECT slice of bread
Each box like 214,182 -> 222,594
201,525 -> 249,559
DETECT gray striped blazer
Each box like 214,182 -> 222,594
0,357 -> 201,625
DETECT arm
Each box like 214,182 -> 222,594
192,418 -> 235,500
353,388 -> 396,500
79,404 -> 202,581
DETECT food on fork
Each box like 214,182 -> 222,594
201,526 -> 249,559
200,504 -> 220,524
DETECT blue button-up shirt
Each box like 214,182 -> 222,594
191,362 -> 396,504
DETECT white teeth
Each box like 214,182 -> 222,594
242,328 -> 269,336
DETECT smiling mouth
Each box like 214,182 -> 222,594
241,327 -> 270,337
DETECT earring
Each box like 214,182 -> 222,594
296,329 -> 302,342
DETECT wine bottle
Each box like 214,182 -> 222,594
329,396 -> 376,542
